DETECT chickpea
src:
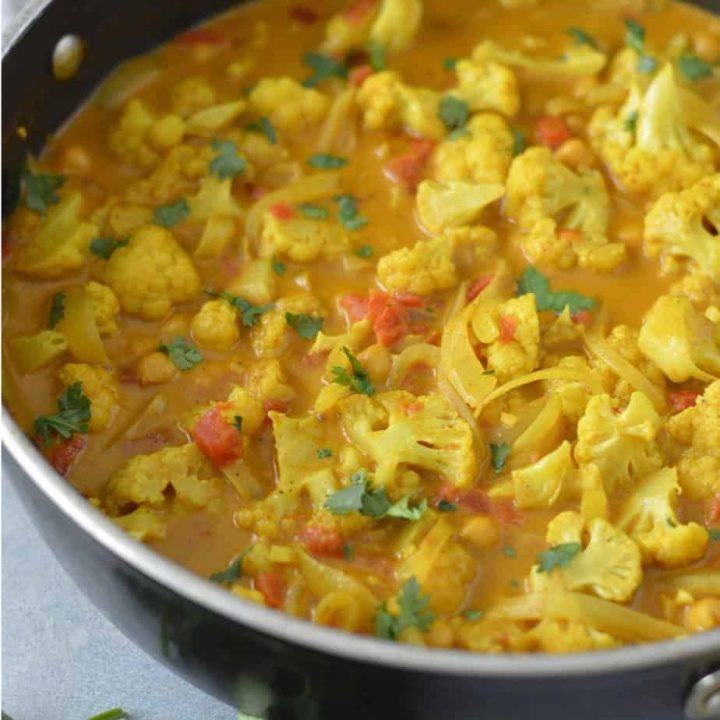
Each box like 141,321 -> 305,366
694,31 -> 720,63
137,351 -> 177,385
147,114 -> 186,151
357,343 -> 392,385
684,598 -> 720,632
555,138 -> 597,171
461,516 -> 500,550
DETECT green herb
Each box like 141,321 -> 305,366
442,57 -> 458,72
517,266 -> 597,315
89,236 -> 128,260
21,166 -> 65,213
325,477 -> 368,515
158,337 -> 203,370
637,54 -> 658,74
332,346 -> 375,396
154,198 -> 189,228
482,369 -> 496,376
307,153 -> 348,169
708,529 -> 720,541
368,41 -> 387,72
448,127 -> 472,141
209,545 -> 254,584
302,51 -> 348,87
624,18 -> 646,54
502,546 -> 517,559
208,290 -> 276,327
285,312 -> 324,340
34,382 -> 91,446
317,448 -> 333,459
536,542 -> 582,573
510,579 -> 521,589
48,291 -> 65,328
490,442 -> 510,475
375,577 -> 435,640
246,116 -> 277,144
385,495 -> 428,521
334,194 -> 368,231
624,111 -> 639,133
438,95 -> 469,131
678,53 -> 713,82
355,244 -> 373,258
271,256 -> 286,276
86,709 -> 127,720
233,416 -> 243,432
437,499 -> 457,512
566,27 -> 598,49
462,609 -> 484,621
342,542 -> 354,560
298,203 -> 329,219
210,139 -> 247,179
667,517 -> 677,528
511,127 -> 527,156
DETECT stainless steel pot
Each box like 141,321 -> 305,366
3,2 -> 720,718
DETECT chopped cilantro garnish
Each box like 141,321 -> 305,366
624,18 -> 646,54
667,517 -> 677,528
86,709 -> 127,720
317,448 -> 333,459
517,266 -> 597,315
510,579 -> 521,589
708,528 -> 720,542
154,198 -> 189,228
325,477 -> 367,515
307,153 -> 348,169
442,57 -> 458,72
158,337 -> 203,371
89,236 -> 128,260
462,609 -> 484,621
637,54 -> 658,74
246,116 -> 277,144
536,542 -> 582,573
233,416 -> 243,432
285,311 -> 324,340
302,51 -> 348,87
298,203 -> 329,219
34,382 -> 91,446
208,290 -> 275,327
271,256 -> 286,276
355,244 -> 373,258
375,577 -> 435,640
678,53 -> 713,82
511,127 -> 527,156
438,95 -> 469,131
332,346 -> 375,396
624,111 -> 639,133
566,27 -> 598,49
21,166 -> 65,213
437,499 -> 457,512
210,139 -> 247,179
368,41 -> 387,72
503,546 -> 517,559
342,542 -> 354,560
48,291 -> 65,328
334,194 -> 368,231
209,545 -> 254,584
448,127 -> 472,141
490,442 -> 510,475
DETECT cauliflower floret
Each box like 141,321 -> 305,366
251,293 -> 324,358
13,191 -> 96,279
543,355 -> 595,423
58,363 -> 119,432
105,224 -> 200,320
574,392 -> 663,494
452,59 -> 520,117
221,387 -> 265,436
669,270 -> 720,313
416,180 -> 504,234
513,619 -> 621,653
112,506 -> 167,542
170,76 -> 217,118
616,467 -> 709,568
188,175 -> 244,224
432,113 -> 515,185
190,299 -> 239,351
529,511 -> 643,602
506,147 -> 625,272
638,295 -> 720,383
84,281 -> 120,336
259,214 -> 350,263
589,65 -> 719,198
356,71 -> 446,140
338,390 -> 477,491
249,77 -> 328,133
246,359 -> 295,404
644,174 -> 720,279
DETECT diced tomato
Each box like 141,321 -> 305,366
344,0 -> 377,24
175,28 -> 229,45
300,525 -> 345,556
368,291 -> 407,346
401,401 -> 424,416
384,139 -> 436,192
498,315 -> 518,344
367,290 -> 393,321
467,275 -> 494,302
425,330 -> 441,346
191,407 -> 244,468
410,138 -> 436,163
707,494 -> 720,524
459,489 -> 492,513
668,389 -> 700,414
339,293 -> 369,322
559,228 -> 583,244
288,5 -> 319,24
409,322 -> 429,336
269,202 -> 293,220
434,481 -> 461,507
245,183 -> 267,199
535,115 -> 573,150
394,292 -> 424,308
264,399 -> 290,415
255,571 -> 286,608
572,309 -> 593,325
473,344 -> 486,362
349,64 -> 374,86
493,499 -> 523,525
46,434 -> 86,475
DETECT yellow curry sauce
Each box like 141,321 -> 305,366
3,0 -> 720,652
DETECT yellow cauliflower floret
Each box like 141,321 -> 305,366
190,299 -> 239,351
616,467 -> 709,568
453,59 -> 520,117
251,293 -> 324,358
249,77 -> 328,133
515,619 -> 621,653
137,351 -> 177,385
506,147 -> 625,272
669,270 -> 720,312
246,359 -> 295,404
13,191 -> 96,279
356,71 -> 446,140
338,390 -> 477,492
112,506 -> 167,542
221,387 -> 265,436
105,224 -> 200,320
58,363 -> 119,432
432,113 -> 514,185
259,214 -> 350,263
574,392 -> 663,494
84,281 -> 120,336
377,235 -> 458,296
529,511 -> 643,602
416,180 -> 504,234
170,76 -> 217,118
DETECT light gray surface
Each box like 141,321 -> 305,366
2,473 -> 234,720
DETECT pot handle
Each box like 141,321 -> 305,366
686,669 -> 720,719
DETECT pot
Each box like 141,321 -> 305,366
3,2 -> 720,718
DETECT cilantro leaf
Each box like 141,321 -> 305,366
210,139 -> 247,179
285,311 -> 324,340
233,416 -> 243,432
385,496 -> 428,521
158,337 -> 203,370
537,542 -> 582,573
462,609 -> 484,621
324,481 -> 366,515
625,111 -> 639,133
355,244 -> 373,258
437,499 -> 457,512
209,545 -> 254,584
34,382 -> 91,446
503,546 -> 517,558
48,291 -> 65,328
708,528 -> 720,542
208,290 -> 275,327
637,54 -> 658,74
246,116 -> 277,144
511,127 -> 526,156
342,543 -> 354,560
490,442 -> 510,475
86,709 -> 127,720
375,577 -> 435,640
307,153 -> 348,169
89,236 -> 128,260
438,96 -> 469,131
271,256 -> 286,276
317,448 -> 332,459
298,203 -> 329,219
21,167 -> 65,213
331,346 -> 375,395
678,53 -> 713,82
517,266 -> 597,315
566,27 -> 598,49
442,57 -> 458,72
624,18 -> 646,54
334,194 -> 368,231
448,128 -> 472,141
368,41 -> 387,72
154,198 -> 189,228
302,51 -> 348,87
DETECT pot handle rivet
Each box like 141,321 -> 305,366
686,670 -> 720,719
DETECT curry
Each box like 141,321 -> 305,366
3,0 -> 720,653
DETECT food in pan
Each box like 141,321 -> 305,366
3,0 -> 720,653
